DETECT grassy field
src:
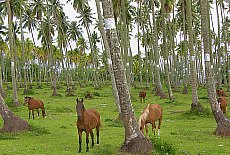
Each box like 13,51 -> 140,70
0,83 -> 229,155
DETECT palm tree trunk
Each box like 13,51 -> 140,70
101,0 -> 152,153
161,0 -> 174,100
151,1 -> 166,98
6,0 -> 19,106
201,0 -> 230,136
186,0 -> 202,110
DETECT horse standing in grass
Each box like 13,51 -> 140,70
139,90 -> 146,103
218,96 -> 228,115
24,96 -> 46,119
139,104 -> 163,138
76,98 -> 100,152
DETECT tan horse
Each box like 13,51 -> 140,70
76,98 -> 100,152
139,104 -> 163,138
24,96 -> 46,119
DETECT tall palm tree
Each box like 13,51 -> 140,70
186,0 -> 203,110
201,0 -> 230,136
161,0 -> 174,100
1,0 -> 29,133
101,0 -> 153,153
6,0 -> 20,106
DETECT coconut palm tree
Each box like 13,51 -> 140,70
101,0 -> 153,153
186,0 -> 203,111
200,0 -> 230,136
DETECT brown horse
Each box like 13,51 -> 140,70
216,88 -> 225,97
218,96 -> 228,115
139,104 -> 163,138
24,96 -> 46,119
76,98 -> 100,152
139,90 -> 146,103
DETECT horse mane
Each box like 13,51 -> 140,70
139,104 -> 150,127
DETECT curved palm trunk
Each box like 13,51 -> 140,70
101,0 -> 152,153
201,0 -> 230,136
0,65 -> 6,98
0,92 -> 29,132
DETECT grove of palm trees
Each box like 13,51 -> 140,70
0,0 -> 229,154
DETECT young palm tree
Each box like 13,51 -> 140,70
101,0 -> 153,153
201,0 -> 230,136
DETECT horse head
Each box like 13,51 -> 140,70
76,98 -> 85,119
139,117 -> 145,133
23,96 -> 31,106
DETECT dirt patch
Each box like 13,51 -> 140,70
120,136 -> 153,154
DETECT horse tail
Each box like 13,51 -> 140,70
40,100 -> 46,117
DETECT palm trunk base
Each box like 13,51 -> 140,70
13,101 -> 20,106
1,116 -> 29,133
191,103 -> 204,112
65,88 -> 75,97
120,135 -> 153,154
155,90 -> 167,99
215,121 -> 230,136
182,86 -> 188,94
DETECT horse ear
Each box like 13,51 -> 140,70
76,98 -> 79,103
81,98 -> 83,103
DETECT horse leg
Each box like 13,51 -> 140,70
78,130 -> 82,153
29,110 -> 31,119
96,125 -> 100,145
85,131 -> 90,152
32,109 -> 35,119
37,109 -> 40,118
90,130 -> 94,147
145,123 -> 149,138
42,108 -> 46,118
158,118 -> 162,136
152,122 -> 156,136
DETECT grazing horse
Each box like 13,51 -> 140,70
218,96 -> 227,115
139,104 -> 163,138
76,98 -> 100,152
216,88 -> 225,97
139,90 -> 146,103
24,96 -> 46,119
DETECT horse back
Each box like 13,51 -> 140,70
148,104 -> 163,121
29,99 -> 44,109
85,109 -> 100,128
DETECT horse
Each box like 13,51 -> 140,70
139,104 -> 163,138
216,88 -> 225,97
24,96 -> 46,119
218,96 -> 227,115
76,98 -> 100,152
139,90 -> 146,103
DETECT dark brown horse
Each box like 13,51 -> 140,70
139,104 -> 163,138
24,96 -> 46,119
216,88 -> 225,97
139,90 -> 146,103
76,98 -> 100,152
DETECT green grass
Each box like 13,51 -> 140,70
0,83 -> 229,155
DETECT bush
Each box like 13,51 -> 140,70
150,137 -> 178,155
93,91 -> 100,97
